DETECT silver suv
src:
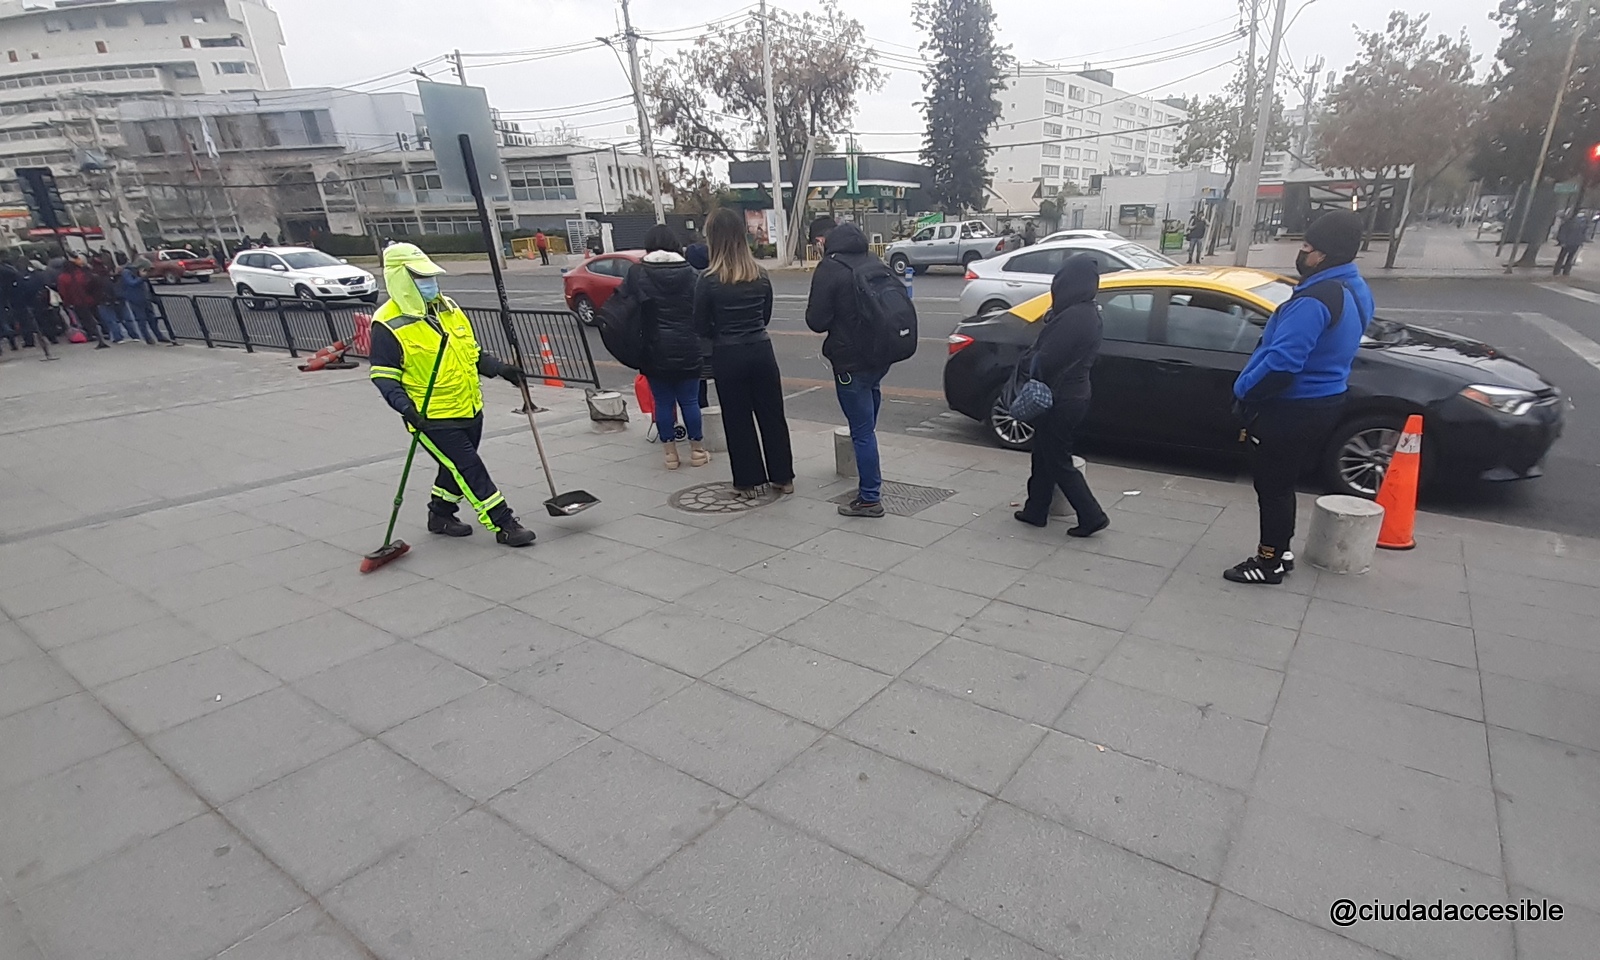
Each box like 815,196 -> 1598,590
885,219 -> 1008,274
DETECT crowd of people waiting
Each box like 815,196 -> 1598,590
0,250 -> 170,360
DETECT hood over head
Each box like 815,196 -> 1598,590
825,222 -> 869,255
383,242 -> 447,316
1049,254 -> 1100,311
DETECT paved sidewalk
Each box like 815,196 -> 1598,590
1226,224 -> 1596,281
3,347 -> 1599,959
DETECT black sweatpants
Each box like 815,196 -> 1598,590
1555,244 -> 1581,275
1021,399 -> 1106,526
415,413 -> 516,532
711,340 -> 794,489
1247,396 -> 1345,555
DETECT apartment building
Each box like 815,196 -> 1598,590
987,67 -> 1188,199
0,0 -> 286,239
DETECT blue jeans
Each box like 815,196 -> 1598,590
97,304 -> 130,342
120,301 -> 166,342
647,376 -> 703,442
835,366 -> 887,503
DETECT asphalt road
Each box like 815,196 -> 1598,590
173,267 -> 1600,540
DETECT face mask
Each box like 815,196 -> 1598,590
413,276 -> 440,301
1295,250 -> 1317,279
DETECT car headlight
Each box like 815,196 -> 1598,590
1459,384 -> 1539,416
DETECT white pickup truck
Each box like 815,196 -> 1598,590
885,219 -> 1009,274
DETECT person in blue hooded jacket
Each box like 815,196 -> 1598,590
1225,210 -> 1374,584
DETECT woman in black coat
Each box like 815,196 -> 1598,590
1015,254 -> 1109,536
619,225 -> 708,470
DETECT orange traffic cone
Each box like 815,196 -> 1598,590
297,338 -> 349,371
1375,414 -> 1422,550
352,313 -> 373,355
537,333 -> 562,387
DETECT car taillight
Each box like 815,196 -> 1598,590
994,241 -> 1005,251
964,268 -> 978,281
948,333 -> 974,355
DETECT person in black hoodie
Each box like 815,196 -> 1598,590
807,222 -> 888,517
694,208 -> 794,496
1014,254 -> 1109,536
619,225 -> 709,470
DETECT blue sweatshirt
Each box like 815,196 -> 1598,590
1234,261 -> 1374,402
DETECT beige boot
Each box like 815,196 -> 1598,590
663,441 -> 681,470
689,440 -> 711,467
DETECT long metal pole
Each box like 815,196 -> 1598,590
620,0 -> 666,224
1232,0 -> 1288,266
1506,0 -> 1589,268
760,0 -> 789,265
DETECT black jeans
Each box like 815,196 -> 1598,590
1246,396 -> 1345,555
1021,399 -> 1105,526
415,413 -> 516,532
711,340 -> 794,488
1555,244 -> 1581,275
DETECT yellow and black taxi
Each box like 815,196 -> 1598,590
943,266 -> 1564,497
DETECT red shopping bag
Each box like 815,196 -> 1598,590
633,374 -> 655,416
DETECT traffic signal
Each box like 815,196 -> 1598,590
13,167 -> 69,230
1585,143 -> 1600,183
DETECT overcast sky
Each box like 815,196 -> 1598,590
274,0 -> 1505,158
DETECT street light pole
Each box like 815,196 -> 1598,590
1232,0 -> 1288,266
1505,0 -> 1589,269
619,0 -> 667,224
759,0 -> 789,265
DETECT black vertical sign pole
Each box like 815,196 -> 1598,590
457,133 -> 525,372
458,133 -> 564,501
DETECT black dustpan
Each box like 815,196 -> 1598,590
516,381 -> 600,518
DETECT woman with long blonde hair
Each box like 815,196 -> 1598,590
693,208 -> 794,495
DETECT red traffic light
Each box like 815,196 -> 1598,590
1590,143 -> 1600,160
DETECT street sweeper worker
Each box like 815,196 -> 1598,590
367,243 -> 538,547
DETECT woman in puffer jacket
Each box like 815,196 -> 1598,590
618,224 -> 709,469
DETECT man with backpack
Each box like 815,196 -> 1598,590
806,222 -> 918,518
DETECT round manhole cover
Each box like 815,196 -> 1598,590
669,482 -> 780,514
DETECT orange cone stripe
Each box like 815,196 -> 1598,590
538,333 -> 562,387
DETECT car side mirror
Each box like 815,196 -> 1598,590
270,264 -> 287,272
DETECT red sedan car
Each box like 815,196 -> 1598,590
145,248 -> 218,284
563,250 -> 643,325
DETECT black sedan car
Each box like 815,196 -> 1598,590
943,266 -> 1564,497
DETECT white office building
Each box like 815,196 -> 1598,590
0,0 -> 286,240
988,68 -> 1188,199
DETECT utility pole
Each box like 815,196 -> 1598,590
1232,0 -> 1287,266
760,0 -> 789,265
1506,0 -> 1589,269
619,0 -> 666,223
451,50 -> 466,85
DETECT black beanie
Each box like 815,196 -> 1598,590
1304,211 -> 1364,264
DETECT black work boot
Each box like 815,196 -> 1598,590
427,513 -> 472,537
495,519 -> 537,547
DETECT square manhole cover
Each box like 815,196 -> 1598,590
830,480 -> 955,517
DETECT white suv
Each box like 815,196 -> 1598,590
229,247 -> 378,306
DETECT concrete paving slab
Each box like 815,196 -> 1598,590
1481,672 -> 1600,753
325,809 -> 611,960
293,642 -> 485,736
954,599 -> 1122,672
1197,892 -> 1395,960
600,607 -> 766,677
545,901 -> 719,960
903,635 -> 1088,725
778,603 -> 949,675
1497,792 -> 1600,914
211,904 -> 370,960
14,814 -> 304,960
97,647 -> 279,736
410,604 -> 583,679
490,737 -> 733,889
0,655 -> 79,720
873,896 -> 1056,960
232,609 -> 397,682
631,805 -> 918,960
504,639 -> 693,732
0,692 -> 132,792
511,577 -> 665,639
1289,632 -> 1484,720
707,637 -> 892,727
223,740 -> 470,895
1094,634 -> 1285,724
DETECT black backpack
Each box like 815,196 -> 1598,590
595,288 -> 648,370
834,253 -> 918,367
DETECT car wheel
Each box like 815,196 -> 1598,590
985,381 -> 1034,452
1323,413 -> 1406,497
293,284 -> 319,307
573,294 -> 597,326
978,299 -> 1011,316
162,274 -> 177,285
197,274 -> 212,283
889,254 -> 910,275
236,284 -> 263,310
961,251 -> 982,267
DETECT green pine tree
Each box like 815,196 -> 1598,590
915,0 -> 1014,214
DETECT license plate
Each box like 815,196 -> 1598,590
193,270 -> 213,276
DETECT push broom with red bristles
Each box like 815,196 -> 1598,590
362,328 -> 449,573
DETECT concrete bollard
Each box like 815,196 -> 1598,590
834,426 -> 857,478
1040,456 -> 1089,517
1305,494 -> 1386,575
700,405 -> 727,453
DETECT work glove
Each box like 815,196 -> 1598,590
400,406 -> 430,432
500,364 -> 525,386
